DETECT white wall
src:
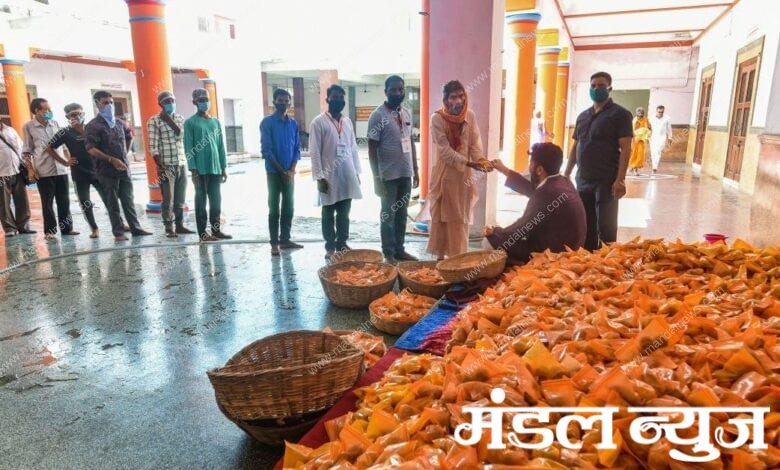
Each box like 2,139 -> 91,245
692,0 -> 780,128
569,47 -> 697,125
21,58 -> 139,124
172,73 -> 203,117
354,85 -> 387,138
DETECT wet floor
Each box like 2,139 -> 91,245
0,157 -> 768,469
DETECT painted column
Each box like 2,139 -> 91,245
125,0 -> 173,212
261,71 -> 270,114
553,61 -> 570,150
537,46 -> 561,144
505,12 -> 540,171
420,0 -> 431,199
202,79 -> 220,121
318,69 -> 338,113
429,0 -> 504,234
1,60 -> 29,136
292,77 -> 305,130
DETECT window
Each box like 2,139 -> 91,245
229,24 -> 236,39
214,15 -> 236,40
197,16 -> 210,33
33,0 -> 49,4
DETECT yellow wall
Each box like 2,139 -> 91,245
685,127 -> 697,165
700,130 -> 729,179
695,129 -> 761,194
740,132 -> 761,194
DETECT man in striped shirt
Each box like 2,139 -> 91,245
148,91 -> 194,237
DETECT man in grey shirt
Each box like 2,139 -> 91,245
367,75 -> 419,264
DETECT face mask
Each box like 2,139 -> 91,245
328,99 -> 345,114
275,103 -> 288,114
69,115 -> 85,126
448,103 -> 464,115
197,101 -> 210,113
163,103 -> 176,114
98,104 -> 115,125
43,111 -> 54,121
387,95 -> 404,108
589,87 -> 610,103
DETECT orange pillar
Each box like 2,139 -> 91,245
553,61 -> 570,150
319,70 -> 338,113
537,46 -> 560,144
125,0 -> 172,212
420,0 -> 430,199
202,79 -> 220,120
1,60 -> 30,136
506,12 -> 540,172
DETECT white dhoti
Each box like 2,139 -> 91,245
649,137 -> 666,170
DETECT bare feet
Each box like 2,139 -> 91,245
115,235 -> 129,241
90,229 -> 99,239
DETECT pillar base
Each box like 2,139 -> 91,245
146,201 -> 162,213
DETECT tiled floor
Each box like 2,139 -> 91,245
0,157 -> 764,469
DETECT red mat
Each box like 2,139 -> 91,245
273,347 -> 412,469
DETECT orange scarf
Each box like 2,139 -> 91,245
436,96 -> 468,151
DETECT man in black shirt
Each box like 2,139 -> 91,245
85,90 -> 151,241
47,103 -> 125,238
564,71 -> 633,250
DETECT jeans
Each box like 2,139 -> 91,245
159,164 -> 187,228
99,174 -> 143,237
267,172 -> 294,245
73,176 -> 109,231
322,198 -> 352,251
194,174 -> 222,237
379,176 -> 411,257
579,183 -> 619,251
37,175 -> 73,235
0,173 -> 30,233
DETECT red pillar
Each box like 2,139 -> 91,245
202,79 -> 220,121
1,60 -> 30,136
125,0 -> 173,212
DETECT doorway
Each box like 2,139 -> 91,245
693,73 -> 714,165
724,57 -> 757,182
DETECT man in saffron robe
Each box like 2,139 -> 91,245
426,80 -> 492,259
628,107 -> 651,176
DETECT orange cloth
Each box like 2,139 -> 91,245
629,116 -> 651,170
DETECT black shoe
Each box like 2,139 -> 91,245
395,251 -> 418,261
325,250 -> 335,260
213,231 -> 232,240
175,226 -> 196,235
384,255 -> 397,265
132,229 -> 152,236
18,229 -> 36,234
279,241 -> 303,249
337,244 -> 352,251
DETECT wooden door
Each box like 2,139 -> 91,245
724,57 -> 757,181
693,75 -> 713,165
113,97 -> 129,118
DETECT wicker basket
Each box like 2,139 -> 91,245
329,249 -> 383,264
318,261 -> 398,309
397,261 -> 451,299
207,331 -> 364,420
218,402 -> 325,446
368,291 -> 436,336
436,250 -> 507,283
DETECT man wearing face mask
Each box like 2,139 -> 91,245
148,91 -> 194,238
23,98 -> 79,240
485,143 -> 586,266
184,88 -> 231,242
260,88 -> 302,255
47,103 -> 124,239
367,75 -> 419,264
427,80 -> 492,260
309,84 -> 362,260
86,90 -> 151,241
564,71 -> 633,251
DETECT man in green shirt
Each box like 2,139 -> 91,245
184,88 -> 231,242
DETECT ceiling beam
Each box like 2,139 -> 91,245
576,40 -> 694,51
552,0 -> 575,44
694,0 -> 742,43
563,3 -> 733,19
571,29 -> 704,40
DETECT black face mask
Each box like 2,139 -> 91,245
275,103 -> 288,114
387,95 -> 404,108
328,99 -> 345,114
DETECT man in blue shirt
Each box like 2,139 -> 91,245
260,88 -> 302,255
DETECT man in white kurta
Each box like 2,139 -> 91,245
309,85 -> 362,259
426,81 -> 492,259
649,105 -> 672,173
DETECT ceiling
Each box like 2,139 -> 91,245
553,0 -> 741,50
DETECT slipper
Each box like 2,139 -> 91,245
89,233 -> 99,239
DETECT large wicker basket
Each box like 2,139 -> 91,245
436,250 -> 507,283
397,261 -> 451,298
217,402 -> 325,446
207,331 -> 364,420
329,249 -> 383,265
368,291 -> 437,336
318,261 -> 398,309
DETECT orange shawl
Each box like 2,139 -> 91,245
435,96 -> 468,151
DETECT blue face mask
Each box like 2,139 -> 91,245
98,103 -> 115,126
589,87 -> 610,103
163,103 -> 176,114
43,110 -> 54,121
196,101 -> 210,113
